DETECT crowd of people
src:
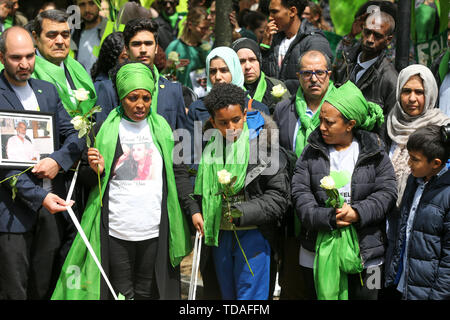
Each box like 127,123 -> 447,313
0,0 -> 449,301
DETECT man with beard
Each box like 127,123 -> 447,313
332,11 -> 397,143
153,0 -> 185,50
0,26 -> 84,299
71,0 -> 107,73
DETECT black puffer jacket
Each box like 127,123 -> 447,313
261,19 -> 332,95
291,128 -> 397,265
385,170 -> 450,300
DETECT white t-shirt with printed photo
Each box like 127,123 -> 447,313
108,118 -> 163,241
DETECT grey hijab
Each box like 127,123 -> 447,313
386,64 -> 450,206
387,64 -> 450,145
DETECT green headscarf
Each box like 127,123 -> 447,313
116,63 -> 155,100
324,81 -> 384,132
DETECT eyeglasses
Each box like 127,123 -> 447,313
299,69 -> 329,80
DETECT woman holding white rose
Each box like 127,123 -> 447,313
52,62 -> 200,300
291,81 -> 397,300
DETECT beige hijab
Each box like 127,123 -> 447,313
386,64 -> 450,205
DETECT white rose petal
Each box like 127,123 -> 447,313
200,42 -> 212,51
320,176 -> 336,190
168,51 -> 179,62
70,116 -> 85,130
73,88 -> 90,101
271,84 -> 287,98
217,169 -> 232,185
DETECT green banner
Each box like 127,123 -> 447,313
415,29 -> 448,67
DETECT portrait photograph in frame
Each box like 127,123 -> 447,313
0,110 -> 56,169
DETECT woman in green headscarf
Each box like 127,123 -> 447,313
52,62 -> 199,300
291,81 -> 397,300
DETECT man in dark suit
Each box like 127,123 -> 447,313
0,26 -> 84,299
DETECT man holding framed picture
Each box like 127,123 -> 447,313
0,26 -> 84,299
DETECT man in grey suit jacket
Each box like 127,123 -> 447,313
0,26 -> 84,299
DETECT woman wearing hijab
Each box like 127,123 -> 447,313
386,64 -> 450,206
51,62 -> 200,300
185,46 -> 270,165
291,81 -> 397,300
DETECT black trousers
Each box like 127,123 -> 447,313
108,235 -> 159,300
0,232 -> 33,299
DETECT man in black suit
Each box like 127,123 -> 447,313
0,26 -> 84,299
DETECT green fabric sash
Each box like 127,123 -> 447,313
294,81 -> 335,157
51,108 -> 191,300
2,16 -> 13,32
32,55 -> 97,115
251,71 -> 267,102
439,50 -> 450,83
194,123 -> 250,247
313,171 -> 363,300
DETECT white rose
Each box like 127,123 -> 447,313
73,88 -> 90,101
71,115 -> 84,130
320,176 -> 336,190
167,51 -> 179,63
200,42 -> 212,52
217,169 -> 232,185
271,84 -> 287,98
71,116 -> 88,138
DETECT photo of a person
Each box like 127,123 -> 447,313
6,121 -> 40,161
132,142 -> 154,181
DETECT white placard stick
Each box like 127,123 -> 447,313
188,231 -> 202,300
65,164 -> 118,300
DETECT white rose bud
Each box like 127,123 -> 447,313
71,116 -> 89,138
71,115 -> 84,131
320,176 -> 336,190
168,51 -> 179,63
271,84 -> 287,98
73,88 -> 90,101
217,169 -> 232,185
200,42 -> 212,52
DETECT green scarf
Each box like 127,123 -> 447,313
51,108 -> 191,299
325,81 -> 384,131
294,81 -> 335,157
313,171 -> 363,300
251,71 -> 267,102
2,16 -> 13,32
32,55 -> 97,116
194,123 -> 250,246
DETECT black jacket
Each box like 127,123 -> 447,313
332,44 -> 398,145
291,128 -> 397,265
261,19 -> 333,95
385,170 -> 450,300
